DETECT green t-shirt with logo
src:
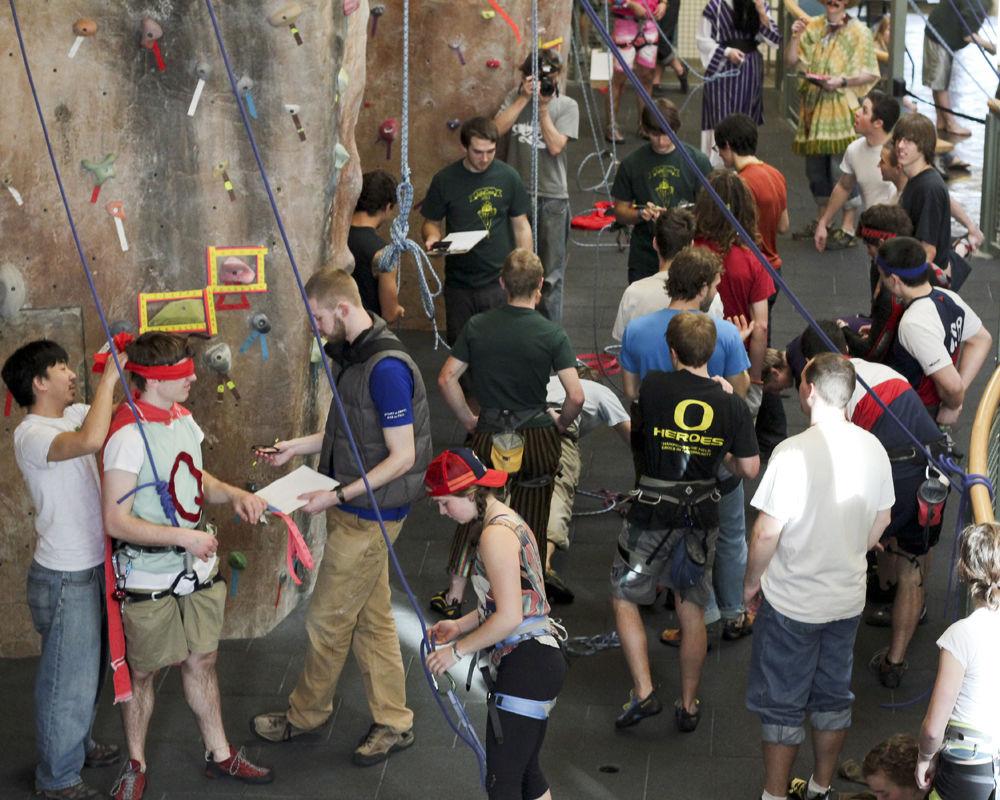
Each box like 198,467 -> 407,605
611,142 -> 712,280
422,158 -> 530,290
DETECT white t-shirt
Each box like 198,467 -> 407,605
840,135 -> 897,210
936,607 -> 1000,740
612,272 -> 724,341
751,420 -> 894,623
897,288 -> 983,377
13,404 -> 105,571
546,376 -> 629,438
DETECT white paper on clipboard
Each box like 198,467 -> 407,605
255,465 -> 339,514
590,48 -> 612,84
429,230 -> 489,256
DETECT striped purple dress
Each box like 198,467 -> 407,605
697,0 -> 781,130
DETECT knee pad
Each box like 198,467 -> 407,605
810,708 -> 851,731
761,723 -> 805,746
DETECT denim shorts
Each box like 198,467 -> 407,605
746,599 -> 860,742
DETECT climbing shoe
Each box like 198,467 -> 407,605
615,689 -> 663,729
674,699 -> 701,733
205,746 -> 274,784
788,777 -> 833,799
429,589 -> 462,619
110,760 -> 146,800
352,724 -> 415,766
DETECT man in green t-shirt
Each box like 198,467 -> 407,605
611,98 -> 712,284
421,117 -> 533,346
430,249 -> 584,618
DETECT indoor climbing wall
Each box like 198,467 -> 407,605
0,0 -> 367,657
354,0 -> 574,328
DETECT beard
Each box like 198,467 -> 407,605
699,293 -> 715,313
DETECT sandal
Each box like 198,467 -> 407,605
429,589 -> 462,619
605,128 -> 625,144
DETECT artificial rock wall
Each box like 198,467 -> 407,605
0,0 -> 367,656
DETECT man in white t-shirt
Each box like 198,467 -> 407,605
744,353 -> 894,800
3,339 -> 125,799
877,236 -> 992,425
101,333 -> 272,799
612,208 -> 724,340
815,90 -> 900,252
542,371 -> 631,602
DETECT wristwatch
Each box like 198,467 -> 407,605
335,486 -> 347,504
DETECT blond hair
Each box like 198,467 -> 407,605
501,248 -> 544,299
304,268 -> 362,311
959,522 -> 1000,612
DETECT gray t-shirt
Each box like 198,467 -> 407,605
500,90 -> 579,199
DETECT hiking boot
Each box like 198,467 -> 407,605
615,689 -> 663,729
792,219 -> 818,240
722,610 -> 755,641
789,777 -> 833,799
110,760 -> 146,800
674,699 -> 701,733
429,589 -> 462,620
34,783 -> 102,800
251,709 -> 319,743
205,746 -> 274,784
869,647 -> 908,688
825,228 -> 858,250
83,741 -> 120,769
351,723 -> 415,766
544,569 -> 575,604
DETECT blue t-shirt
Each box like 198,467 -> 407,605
619,308 -> 750,379
340,357 -> 415,521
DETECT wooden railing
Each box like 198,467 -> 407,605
967,365 -> 1000,523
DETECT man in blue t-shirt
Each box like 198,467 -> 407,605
621,246 -> 759,643
252,270 -> 432,768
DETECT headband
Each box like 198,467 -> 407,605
126,358 -> 196,380
859,227 -> 897,243
875,254 -> 930,280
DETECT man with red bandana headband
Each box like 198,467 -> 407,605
100,332 -> 273,800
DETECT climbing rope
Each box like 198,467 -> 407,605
572,487 -> 630,517
564,630 -> 621,656
569,9 -> 617,197
373,0 -> 447,350
530,0 -> 540,251
201,0 -> 486,783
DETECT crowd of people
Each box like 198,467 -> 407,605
4,6 -> 1000,800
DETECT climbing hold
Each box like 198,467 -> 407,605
333,142 -> 350,169
377,118 -> 398,160
481,9 -> 496,19
449,39 -> 466,66
105,200 -> 128,252
228,551 -> 248,597
370,4 -> 385,37
447,118 -> 461,131
284,104 -> 307,142
0,263 -> 27,320
237,75 -> 258,119
267,3 -> 304,45
139,17 -> 165,72
204,343 -> 240,403
109,320 -> 134,336
220,257 -> 254,284
68,18 -> 97,59
240,313 -> 271,360
2,174 -> 23,207
343,0 -> 361,15
82,153 -> 116,204
336,67 -> 349,103
213,161 -> 236,202
188,60 -> 211,117
486,59 -> 501,69
486,0 -> 521,42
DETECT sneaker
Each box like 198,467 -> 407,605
429,589 -> 462,620
674,698 -> 701,733
110,760 -> 146,800
792,219 -> 818,240
865,603 -> 928,627
351,723 -> 415,766
251,709 -> 318,742
544,569 -> 575,604
205,745 -> 274,784
789,777 -> 833,799
34,783 -> 102,800
658,627 -> 714,651
869,647 -> 908,689
83,741 -> 121,768
614,689 -> 663,729
825,228 -> 858,250
722,610 -> 755,641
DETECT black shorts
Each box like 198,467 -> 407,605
655,0 -> 681,62
883,471 -> 943,557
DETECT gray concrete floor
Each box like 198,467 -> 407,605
3,59 -> 999,800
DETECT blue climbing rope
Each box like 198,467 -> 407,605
578,0 -> 989,490
201,0 -> 487,784
7,0 -> 179,528
373,0 -> 448,350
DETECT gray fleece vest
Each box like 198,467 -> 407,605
318,316 -> 432,511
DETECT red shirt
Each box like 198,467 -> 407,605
738,161 -> 787,271
694,238 -> 775,324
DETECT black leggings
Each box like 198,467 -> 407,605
932,757 -> 998,800
486,640 -> 568,800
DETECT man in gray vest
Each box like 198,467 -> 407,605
252,269 -> 432,767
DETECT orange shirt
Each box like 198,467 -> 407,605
739,161 -> 787,271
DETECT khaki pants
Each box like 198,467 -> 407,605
288,510 -> 413,733
546,434 -> 581,551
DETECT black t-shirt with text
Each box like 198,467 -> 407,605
634,370 -> 758,482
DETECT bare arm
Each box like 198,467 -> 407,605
494,88 -> 529,136
950,196 -> 985,248
930,363 -> 966,420
623,369 -> 641,402
377,271 -> 405,324
958,328 -> 992,389
777,208 -> 790,235
916,649 -> 966,790
47,363 -> 123,462
438,356 -> 477,432
920,241 -> 938,265
748,299 -> 770,381
613,419 -> 632,445
743,509 -> 783,601
511,215 -> 533,251
613,199 -> 643,227
724,452 -> 760,480
726,370 -> 751,398
201,469 -> 267,523
867,507 -> 892,550
785,20 -> 805,68
814,174 -> 857,251
554,366 -> 585,432
422,219 -> 443,249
